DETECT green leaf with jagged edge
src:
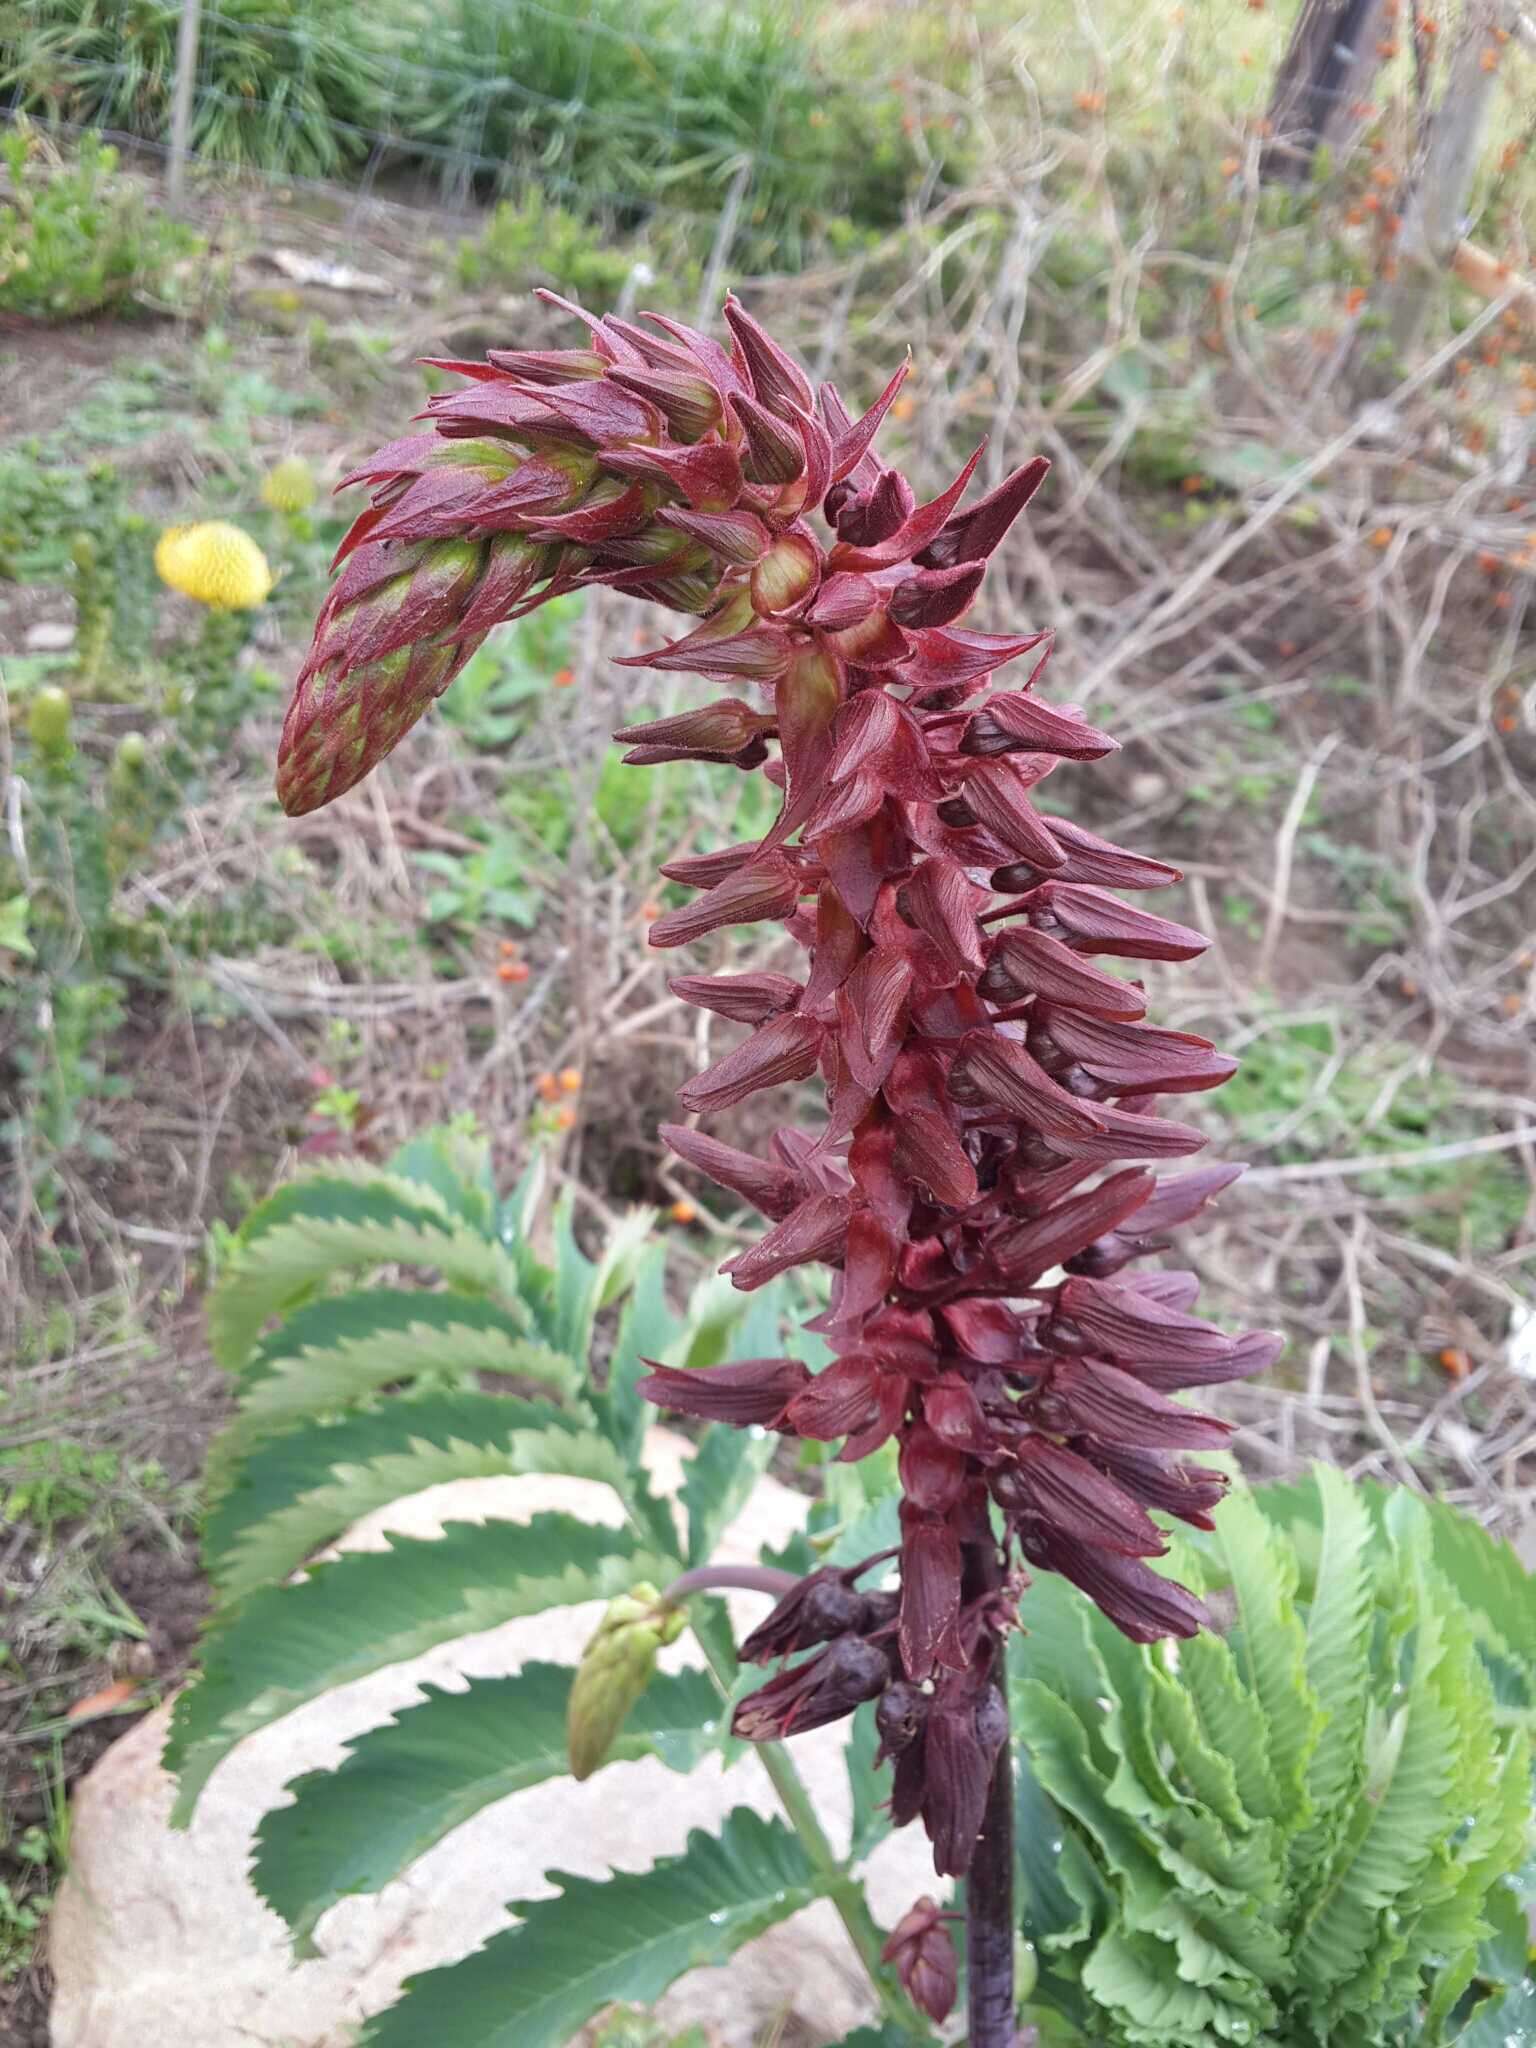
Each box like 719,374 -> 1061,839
1081,1925 -> 1275,2048
1290,1559 -> 1461,2012
253,1662 -> 724,1955
1289,1462 -> 1374,1887
1144,1653 -> 1247,1833
1012,1731 -> 1105,1958
210,1167 -> 524,1370
357,1808 -> 824,2048
212,1291 -> 576,1466
389,1125 -> 496,1235
1174,1632 -> 1282,1824
1217,1490 -> 1319,1832
601,1243 -> 674,1467
204,1391 -> 628,1607
165,1514 -> 670,1824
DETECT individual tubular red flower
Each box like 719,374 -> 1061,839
278,290 -> 1281,1886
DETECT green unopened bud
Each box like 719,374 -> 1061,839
566,1582 -> 685,1782
114,732 -> 148,771
28,687 -> 72,753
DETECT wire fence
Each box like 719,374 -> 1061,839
0,0 -> 936,280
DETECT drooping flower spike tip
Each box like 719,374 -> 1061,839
278,290 -> 1281,1879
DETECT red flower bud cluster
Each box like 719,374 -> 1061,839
277,290 -> 1281,1880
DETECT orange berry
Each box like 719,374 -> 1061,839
1278,639 -> 1298,657
1180,473 -> 1206,494
1369,526 -> 1393,548
1501,141 -> 1523,172
499,938 -> 520,957
499,959 -> 531,984
1363,193 -> 1381,212
891,395 -> 917,422
558,1066 -> 582,1095
1399,976 -> 1419,997
1493,23 -> 1509,42
1416,12 -> 1436,30
1518,396 -> 1536,416
640,899 -> 662,922
1074,90 -> 1106,113
1437,1346 -> 1471,1379
1502,989 -> 1524,1012
553,666 -> 576,687
669,1198 -> 698,1226
535,1071 -> 560,1101
1220,156 -> 1240,178
553,1104 -> 577,1131
1210,280 -> 1229,303
1344,285 -> 1368,315
1255,116 -> 1273,137
1494,589 -> 1513,609
1478,550 -> 1502,574
1371,164 -> 1395,187
1480,46 -> 1497,69
1377,39 -> 1398,57
1345,204 -> 1366,225
1498,711 -> 1519,729
1382,256 -> 1399,281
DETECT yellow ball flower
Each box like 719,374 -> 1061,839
260,456 -> 318,515
155,521 -> 272,610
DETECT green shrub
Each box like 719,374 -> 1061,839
1013,1468 -> 1536,2047
0,123 -> 203,320
454,189 -> 685,311
0,0 -> 397,180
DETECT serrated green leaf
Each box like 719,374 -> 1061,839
681,1425 -> 773,1570
1081,1926 -> 1272,2046
1291,1577 -> 1460,2007
254,1662 -> 723,1954
211,1170 -> 523,1369
602,1244 -> 674,1466
205,1392 -> 624,1607
166,1513 -> 667,1823
1177,1634 -> 1282,1824
389,1126 -> 495,1233
358,1808 -> 823,2048
216,1292 -> 574,1462
1290,1462 -> 1374,1884
1217,1491 -> 1318,1826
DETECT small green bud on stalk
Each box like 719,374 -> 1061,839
566,1582 -> 686,1781
28,687 -> 73,754
114,732 -> 148,772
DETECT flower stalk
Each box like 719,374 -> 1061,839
277,289 -> 1281,2045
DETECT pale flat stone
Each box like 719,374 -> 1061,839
50,1432 -> 937,2048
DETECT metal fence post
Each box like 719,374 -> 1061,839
167,0 -> 204,210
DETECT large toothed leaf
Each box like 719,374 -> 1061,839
211,1166 -> 522,1369
166,1514 -> 667,1823
254,1662 -> 724,1954
1215,1491 -> 1319,1828
358,1808 -> 823,2048
205,1392 -> 627,1607
1288,1463 -> 1373,1884
215,1291 -> 575,1462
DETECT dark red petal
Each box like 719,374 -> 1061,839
668,972 -> 804,1024
678,1013 -> 823,1114
899,1517 -> 965,1679
903,859 -> 987,978
892,1109 -> 979,1208
917,455 -> 1050,569
1036,1007 -> 1238,1096
1000,1437 -> 1165,1556
660,1122 -> 801,1220
1035,882 -> 1209,962
980,927 -> 1145,1018
784,1354 -> 883,1441
953,1031 -> 1107,1139
961,688 -> 1116,763
637,1355 -> 809,1425
1056,1276 -> 1237,1372
1124,1162 -> 1247,1234
648,855 -> 801,949
1047,1358 -> 1232,1451
726,1191 -> 855,1291
1021,1527 -> 1209,1643
824,360 -> 910,483
723,294 -> 815,416
986,1168 -> 1156,1285
831,445 -> 987,572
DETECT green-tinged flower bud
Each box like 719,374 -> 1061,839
261,455 -> 319,515
750,533 -> 819,617
276,533 -> 547,815
28,687 -> 72,753
114,732 -> 148,771
566,1582 -> 685,1782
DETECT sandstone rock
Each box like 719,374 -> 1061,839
50,1435 -> 936,2048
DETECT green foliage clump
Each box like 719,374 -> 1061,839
455,191 -> 651,308
1,0 -> 396,180
0,123 -> 204,320
1013,1468 -> 1536,2048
